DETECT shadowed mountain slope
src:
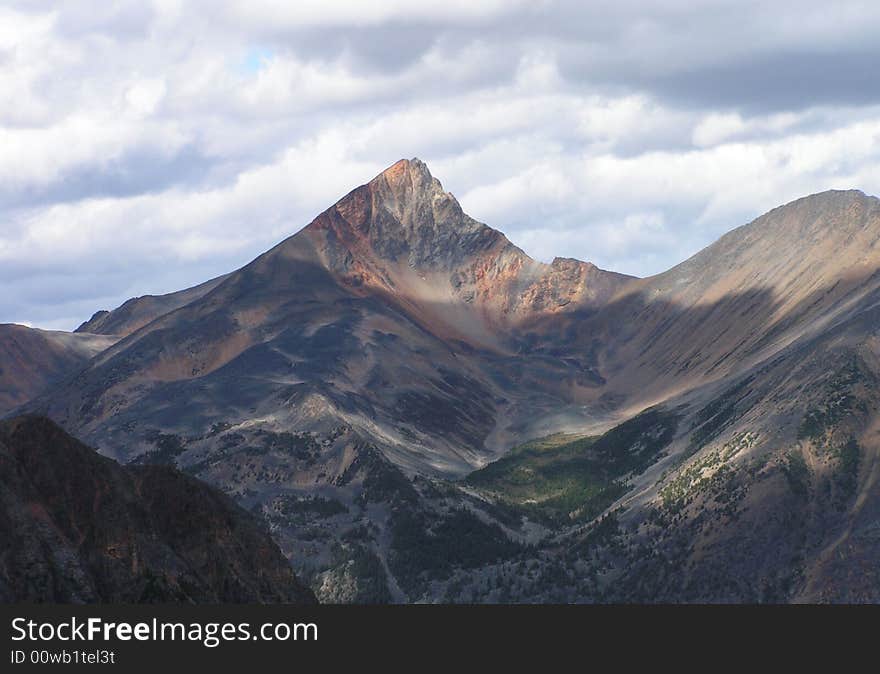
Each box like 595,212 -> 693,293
0,415 -> 316,603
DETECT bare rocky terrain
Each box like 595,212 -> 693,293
6,159 -> 880,603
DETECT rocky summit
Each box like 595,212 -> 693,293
5,159 -> 880,603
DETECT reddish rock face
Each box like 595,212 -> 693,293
303,158 -> 632,332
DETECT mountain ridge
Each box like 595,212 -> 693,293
18,164 -> 880,472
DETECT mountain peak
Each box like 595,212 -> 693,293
766,188 -> 874,219
307,157 -> 499,273
374,157 -> 434,187
743,187 -> 880,244
646,185 -> 880,311
366,157 -> 454,224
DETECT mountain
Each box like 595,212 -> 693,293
0,324 -> 117,416
9,160 -> 880,603
26,159 -> 633,475
0,415 -> 315,603
588,190 -> 880,602
571,189 -> 880,408
460,189 -> 880,603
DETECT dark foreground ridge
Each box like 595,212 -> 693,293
0,415 -> 316,603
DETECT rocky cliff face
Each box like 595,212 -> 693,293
0,416 -> 316,603
304,159 -> 631,336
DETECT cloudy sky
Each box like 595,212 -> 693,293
4,1 -> 880,330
